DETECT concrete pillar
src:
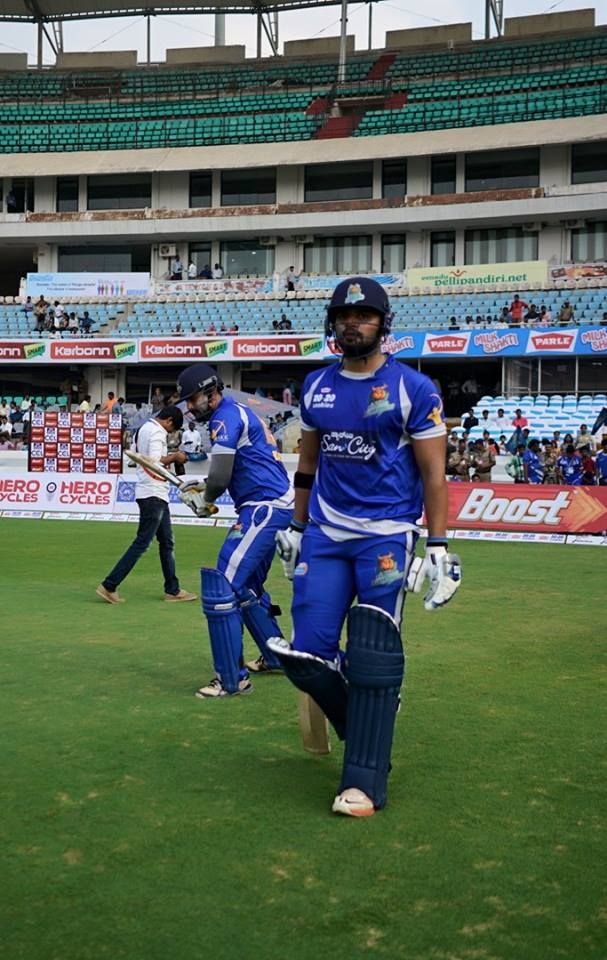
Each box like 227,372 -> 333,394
540,143 -> 569,188
36,244 -> 55,272
538,224 -> 563,264
78,175 -> 87,212
407,156 -> 427,196
455,229 -> 465,266
456,153 -> 466,193
405,231 -> 424,268
372,159 -> 382,199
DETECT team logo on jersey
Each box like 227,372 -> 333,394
311,386 -> 336,409
320,431 -> 376,461
345,283 -> 365,305
294,562 -> 308,577
372,553 -> 404,586
227,522 -> 244,540
210,419 -> 229,442
364,384 -> 395,418
426,393 -> 444,427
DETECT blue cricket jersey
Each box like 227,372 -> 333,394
596,450 -> 607,481
523,449 -> 544,484
557,454 -> 583,485
208,396 -> 293,511
300,356 -> 446,537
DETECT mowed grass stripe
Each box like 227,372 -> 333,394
1,519 -> 605,960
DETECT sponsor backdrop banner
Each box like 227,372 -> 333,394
153,273 -> 403,296
3,474 -> 607,533
550,262 -> 607,281
447,482 -> 607,534
26,273 -> 151,299
407,260 -> 548,289
1,327 -> 606,364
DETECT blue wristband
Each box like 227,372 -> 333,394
290,519 -> 307,533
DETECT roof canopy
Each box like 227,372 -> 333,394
0,0 -> 343,20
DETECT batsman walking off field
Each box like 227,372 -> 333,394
269,277 -> 462,817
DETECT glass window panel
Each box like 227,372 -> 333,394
304,162 -> 373,202
57,245 -> 150,272
465,148 -> 539,192
578,358 -> 607,392
505,358 -> 539,395
571,222 -> 607,262
431,156 -> 456,195
431,231 -> 455,267
87,175 -> 151,211
220,168 -> 276,206
219,240 -> 274,276
571,142 -> 607,185
382,160 -> 407,199
189,172 -> 212,208
56,177 -> 78,213
189,242 -> 212,273
465,228 -> 538,264
303,236 -> 372,274
381,235 -> 406,272
540,359 -> 576,394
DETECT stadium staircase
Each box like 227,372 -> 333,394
314,113 -> 363,139
365,52 -> 398,81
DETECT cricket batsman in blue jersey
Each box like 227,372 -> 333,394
176,363 -> 293,698
268,277 -> 462,817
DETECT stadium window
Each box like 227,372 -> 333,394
571,221 -> 607,261
56,177 -> 79,213
381,235 -> 406,272
431,232 -> 455,267
382,160 -> 407,199
464,148 -> 539,192
220,240 -> 275,277
189,242 -> 212,273
431,157 -> 456,195
571,142 -> 607,185
220,168 -> 276,206
58,245 -> 150,272
87,175 -> 152,211
578,358 -> 607,392
464,228 -> 538,264
189,172 -> 212,208
540,359 -> 576,394
7,177 -> 34,213
304,162 -> 373,203
303,236 -> 372,274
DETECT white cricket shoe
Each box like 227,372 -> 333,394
195,677 -> 252,699
332,788 -> 375,818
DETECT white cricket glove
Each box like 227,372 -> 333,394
406,544 -> 462,612
275,522 -> 306,580
178,478 -> 217,517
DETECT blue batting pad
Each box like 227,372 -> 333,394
340,604 -> 405,810
267,640 -> 347,739
238,589 -> 283,669
201,567 -> 243,693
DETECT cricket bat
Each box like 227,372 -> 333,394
298,692 -> 330,754
125,450 -> 218,513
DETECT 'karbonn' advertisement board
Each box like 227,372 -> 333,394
26,273 -> 151,299
407,260 -> 548,289
2,475 -> 607,534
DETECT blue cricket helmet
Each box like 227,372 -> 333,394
325,276 -> 393,340
176,362 -> 224,401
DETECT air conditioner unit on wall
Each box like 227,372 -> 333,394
259,236 -> 277,247
562,219 -> 586,230
521,222 -> 543,233
159,243 -> 177,258
293,235 -> 314,244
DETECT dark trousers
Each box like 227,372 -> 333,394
103,497 -> 180,595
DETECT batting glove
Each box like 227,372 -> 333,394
275,521 -> 306,580
406,542 -> 462,612
177,479 -> 217,517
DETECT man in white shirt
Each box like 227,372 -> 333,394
212,263 -> 224,279
491,408 -> 511,432
96,405 -> 196,604
180,421 -> 202,457
20,394 -> 32,412
79,395 -> 91,413
187,261 -> 198,279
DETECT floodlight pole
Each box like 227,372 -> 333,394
367,1 -> 372,50
338,0 -> 348,83
146,14 -> 151,64
485,0 -> 504,38
215,13 -> 226,45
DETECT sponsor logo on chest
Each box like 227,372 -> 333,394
311,386 -> 336,409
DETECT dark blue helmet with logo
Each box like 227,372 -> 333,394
325,276 -> 393,341
176,362 -> 224,401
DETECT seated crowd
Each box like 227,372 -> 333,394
23,296 -> 96,337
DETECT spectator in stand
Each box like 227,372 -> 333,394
576,423 -> 596,452
0,398 -> 9,418
557,444 -> 583,485
34,296 -> 48,332
22,296 -> 33,315
129,402 -> 148,434
498,306 -> 511,325
80,311 -> 93,336
580,446 -> 596,485
9,402 -> 22,425
180,421 -> 203,459
596,436 -> 607,485
0,432 -> 13,450
282,381 -> 293,406
524,304 -> 540,324
447,439 -> 471,481
199,264 -> 212,280
475,315 -> 483,326
53,301 -> 64,324
285,266 -> 298,292
542,440 -> 558,484
212,263 -> 224,279
509,294 -> 529,326
461,408 -> 479,431
506,443 -> 526,483
512,408 -> 528,429
187,260 -> 198,280
278,313 -> 292,332
172,323 -> 184,337
557,301 -> 575,326
461,375 -> 479,406
22,400 -> 36,443
523,439 -> 544,484
79,394 -> 92,413
491,407 -> 510,432
560,433 -> 574,454
482,430 -> 500,457
272,320 -> 279,333
171,256 -> 184,281
20,393 -> 32,412
206,321 -> 217,335
600,312 -> 607,327
167,423 -> 185,476
151,387 -> 164,414
539,305 -> 551,326
448,316 -> 459,330
227,322 -> 239,335
471,438 -> 496,482
498,434 -> 509,455
479,409 -> 492,428
0,415 -> 12,436
101,391 -> 117,414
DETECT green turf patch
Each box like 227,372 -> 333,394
1,520 -> 605,960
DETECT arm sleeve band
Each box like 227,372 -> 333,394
294,471 -> 314,490
204,451 -> 235,502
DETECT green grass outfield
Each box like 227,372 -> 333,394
1,519 -> 605,960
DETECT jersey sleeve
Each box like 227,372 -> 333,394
299,371 -> 323,432
406,376 -> 447,440
208,405 -> 242,453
